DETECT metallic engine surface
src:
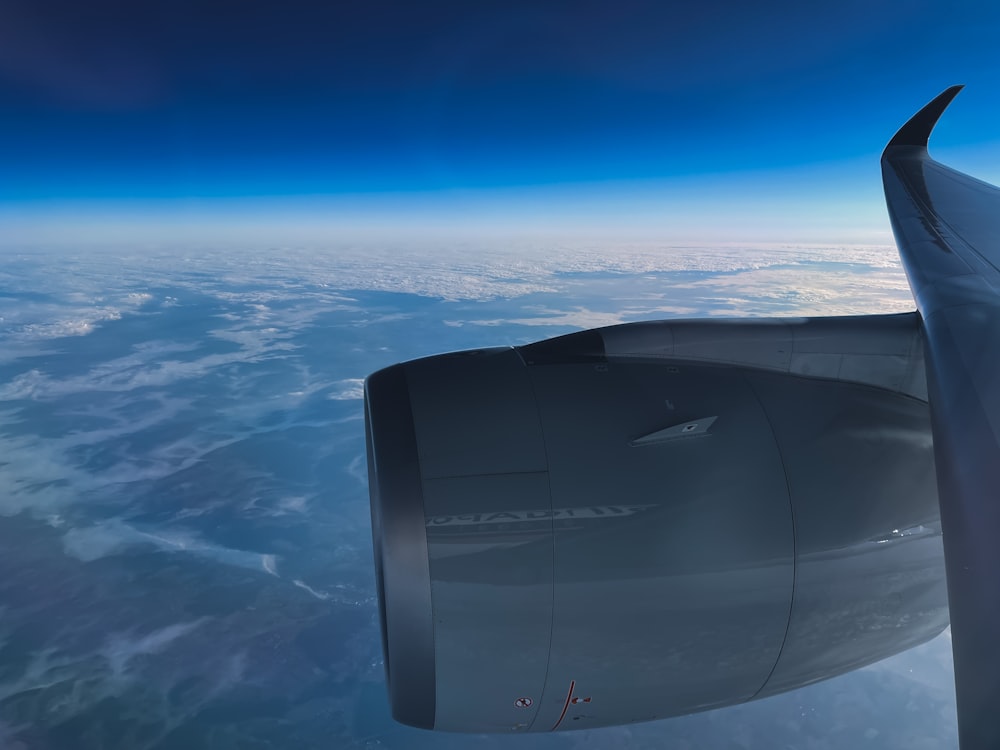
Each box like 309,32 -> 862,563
365,315 -> 947,732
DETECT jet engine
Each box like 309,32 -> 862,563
364,314 -> 948,732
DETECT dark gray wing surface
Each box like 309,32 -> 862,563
883,86 -> 1000,750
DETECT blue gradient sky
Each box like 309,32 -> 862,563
4,0 -> 1000,244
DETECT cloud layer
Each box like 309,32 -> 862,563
0,242 -> 951,750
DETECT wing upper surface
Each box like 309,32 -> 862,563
883,87 -> 1000,750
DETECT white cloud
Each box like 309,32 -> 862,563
277,495 -> 309,513
292,579 -> 329,600
328,378 -> 365,400
455,304 -> 701,329
61,519 -> 281,578
0,325 -> 296,402
670,264 -> 914,316
0,369 -> 50,400
62,522 -> 135,561
2,290 -> 154,343
346,453 -> 367,487
104,620 -> 207,679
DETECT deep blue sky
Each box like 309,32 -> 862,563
4,0 -> 1000,244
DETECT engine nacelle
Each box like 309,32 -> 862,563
365,316 -> 947,732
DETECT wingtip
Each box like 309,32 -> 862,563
885,85 -> 965,151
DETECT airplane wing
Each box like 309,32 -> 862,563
882,86 -> 1000,750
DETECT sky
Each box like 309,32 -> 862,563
3,0 -> 1000,245
0,4 -> 973,745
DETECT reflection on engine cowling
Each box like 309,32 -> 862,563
365,323 -> 947,733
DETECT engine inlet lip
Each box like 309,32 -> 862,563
364,364 -> 436,729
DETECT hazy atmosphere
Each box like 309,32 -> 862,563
2,0 -> 995,747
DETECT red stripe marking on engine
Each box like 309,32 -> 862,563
550,680 -> 575,731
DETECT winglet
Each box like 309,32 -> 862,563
885,85 -> 964,150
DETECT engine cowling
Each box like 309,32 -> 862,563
365,316 -> 948,732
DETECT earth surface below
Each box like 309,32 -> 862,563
0,243 -> 956,749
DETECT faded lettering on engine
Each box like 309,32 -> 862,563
426,504 -> 653,527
